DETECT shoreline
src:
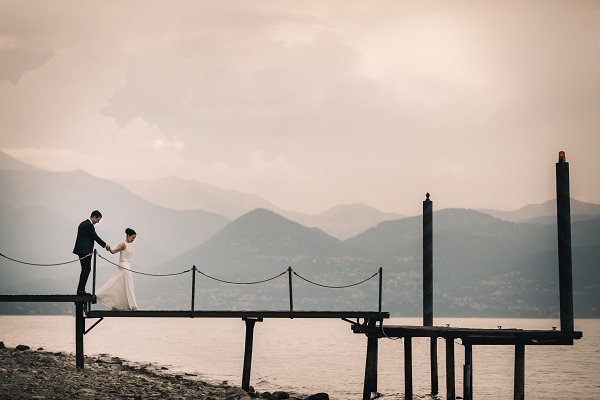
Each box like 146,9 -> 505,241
0,341 -> 329,400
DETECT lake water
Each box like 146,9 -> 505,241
0,316 -> 597,399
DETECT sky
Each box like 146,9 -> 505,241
1,0 -> 599,216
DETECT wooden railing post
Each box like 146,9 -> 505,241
288,266 -> 294,319
191,266 -> 196,316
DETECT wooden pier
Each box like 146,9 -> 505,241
0,294 -> 389,393
352,323 -> 583,400
0,152 -> 587,399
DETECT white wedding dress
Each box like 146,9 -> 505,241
96,242 -> 139,311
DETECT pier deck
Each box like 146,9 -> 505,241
352,323 -> 583,345
85,309 -> 388,319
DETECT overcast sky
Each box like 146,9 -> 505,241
1,0 -> 598,216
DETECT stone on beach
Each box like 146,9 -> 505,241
0,343 -> 328,400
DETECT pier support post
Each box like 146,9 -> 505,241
362,319 -> 379,400
430,339 -> 438,395
423,193 -> 438,395
463,344 -> 473,400
514,344 -> 525,400
241,317 -> 262,392
446,337 -> 455,400
556,151 -> 574,332
404,336 -> 413,400
75,302 -> 85,369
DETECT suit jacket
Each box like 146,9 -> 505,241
73,219 -> 107,256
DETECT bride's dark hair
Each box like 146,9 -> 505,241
125,228 -> 137,236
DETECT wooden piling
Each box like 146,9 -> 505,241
362,319 -> 378,400
404,336 -> 413,400
75,302 -> 85,369
423,193 -> 438,395
430,339 -> 438,395
446,337 -> 455,400
556,151 -> 574,332
464,344 -> 473,400
514,344 -> 525,400
241,317 -> 262,392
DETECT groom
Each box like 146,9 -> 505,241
73,210 -> 111,294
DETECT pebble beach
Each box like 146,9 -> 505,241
0,342 -> 329,400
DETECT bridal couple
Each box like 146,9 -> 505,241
73,210 -> 139,311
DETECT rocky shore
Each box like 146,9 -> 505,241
0,341 -> 329,400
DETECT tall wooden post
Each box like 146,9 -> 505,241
446,337 -> 455,400
362,319 -> 378,400
556,151 -> 574,332
75,302 -> 85,369
241,317 -> 262,392
423,193 -> 438,395
514,344 -> 525,400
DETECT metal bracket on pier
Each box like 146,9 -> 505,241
84,317 -> 104,335
341,317 -> 362,327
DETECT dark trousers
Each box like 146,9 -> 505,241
76,254 -> 92,293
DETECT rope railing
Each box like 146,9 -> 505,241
96,253 -> 192,277
293,270 -> 379,288
1,250 -> 384,319
197,269 -> 288,285
0,251 -> 91,266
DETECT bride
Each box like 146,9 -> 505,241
96,228 -> 139,311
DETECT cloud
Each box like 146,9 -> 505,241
1,1 -> 599,214
0,35 -> 19,50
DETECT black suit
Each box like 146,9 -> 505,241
73,219 -> 107,293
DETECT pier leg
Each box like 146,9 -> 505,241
446,337 -> 455,400
556,152 -> 574,332
362,319 -> 378,400
431,338 -> 439,395
514,344 -> 525,400
463,344 -> 473,400
75,302 -> 85,369
241,318 -> 262,392
404,336 -> 413,400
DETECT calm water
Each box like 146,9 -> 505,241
0,316 -> 598,399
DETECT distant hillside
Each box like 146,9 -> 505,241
2,151 -> 599,317
0,151 -> 39,171
119,175 -> 404,239
0,168 -> 229,307
132,209 -> 600,317
117,176 -> 276,220
479,199 -> 600,223
281,203 -> 404,240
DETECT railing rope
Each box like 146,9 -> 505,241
196,269 -> 287,285
0,251 -> 91,266
1,250 -> 384,315
96,253 -> 193,277
292,270 -> 380,289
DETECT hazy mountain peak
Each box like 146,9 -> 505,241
0,151 -> 39,171
479,199 -> 600,223
116,176 -> 277,219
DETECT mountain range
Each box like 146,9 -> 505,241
1,150 -> 599,317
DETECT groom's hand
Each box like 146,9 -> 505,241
105,244 -> 111,252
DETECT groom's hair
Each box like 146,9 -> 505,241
90,210 -> 102,219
